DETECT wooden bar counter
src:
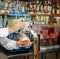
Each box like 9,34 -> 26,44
0,45 -> 60,59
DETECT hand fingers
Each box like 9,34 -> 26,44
18,18 -> 25,22
20,22 -> 25,30
16,41 -> 25,47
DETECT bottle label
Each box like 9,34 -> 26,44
44,6 -> 48,12
48,6 -> 52,11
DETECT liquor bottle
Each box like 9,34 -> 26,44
47,0 -> 52,14
40,16 -> 45,24
39,1 -> 42,12
56,4 -> 60,14
36,1 -> 39,12
45,16 -> 49,24
53,2 -> 57,14
24,2 -> 27,12
16,0 -> 19,12
30,2 -> 32,12
44,1 -> 48,13
49,33 -> 53,46
33,2 -> 37,12
27,2 -> 30,12
5,1 -> 8,10
9,0 -> 13,10
54,32 -> 59,45
40,1 -> 44,14
52,5 -> 55,14
21,3 -> 25,12
42,33 -> 48,46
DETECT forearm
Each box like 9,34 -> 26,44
0,37 -> 19,50
3,40 -> 19,50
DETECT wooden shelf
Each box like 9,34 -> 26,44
30,14 -> 60,16
0,12 -> 8,15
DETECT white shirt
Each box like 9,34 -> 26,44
0,28 -> 19,50
0,28 -> 8,37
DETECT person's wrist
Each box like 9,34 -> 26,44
8,27 -> 13,34
16,41 -> 22,47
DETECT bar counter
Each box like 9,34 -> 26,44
0,45 -> 60,59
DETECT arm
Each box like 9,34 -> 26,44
0,37 -> 22,50
0,18 -> 25,37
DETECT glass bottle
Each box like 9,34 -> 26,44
47,0 -> 52,14
36,1 -> 39,12
53,2 -> 57,14
40,1 -> 44,14
44,1 -> 48,13
52,5 -> 55,14
9,0 -> 13,10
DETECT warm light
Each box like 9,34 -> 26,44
50,33 -> 53,37
55,32 -> 59,37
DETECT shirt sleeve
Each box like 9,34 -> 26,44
0,37 -> 19,50
0,28 -> 9,37
4,40 -> 19,50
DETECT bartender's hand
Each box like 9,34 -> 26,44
16,41 -> 33,47
16,41 -> 23,47
8,18 -> 25,34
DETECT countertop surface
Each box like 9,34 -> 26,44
0,45 -> 60,58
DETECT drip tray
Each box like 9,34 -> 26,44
40,45 -> 60,50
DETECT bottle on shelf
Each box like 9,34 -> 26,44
56,3 -> 60,14
33,2 -> 37,12
54,32 -> 59,45
24,2 -> 28,12
53,1 -> 57,14
49,33 -> 53,46
52,5 -> 55,14
27,2 -> 30,12
42,33 -> 47,46
44,1 -> 48,14
30,2 -> 32,12
47,0 -> 52,14
40,1 -> 44,14
39,1 -> 42,13
9,0 -> 13,11
40,16 -> 45,24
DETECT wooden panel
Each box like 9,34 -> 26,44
0,52 -> 7,59
9,56 -> 24,59
30,14 -> 60,17
56,0 -> 60,2
46,52 -> 56,59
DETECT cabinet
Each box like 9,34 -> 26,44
30,13 -> 60,59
